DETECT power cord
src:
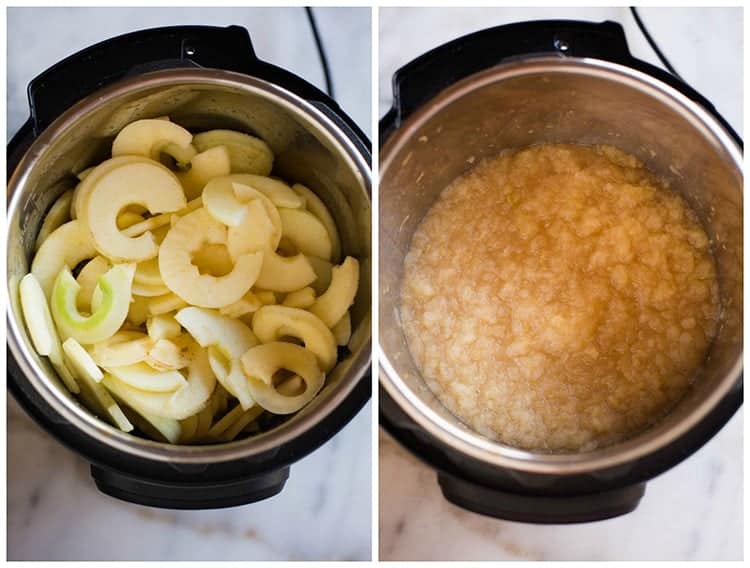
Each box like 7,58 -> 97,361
630,7 -> 682,80
305,7 -> 335,99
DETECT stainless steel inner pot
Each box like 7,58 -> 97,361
7,68 -> 372,464
379,56 -> 742,474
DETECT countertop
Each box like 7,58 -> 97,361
378,6 -> 742,561
7,6 -> 371,561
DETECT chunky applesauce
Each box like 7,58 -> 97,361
400,144 -> 720,452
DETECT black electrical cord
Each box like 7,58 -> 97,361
630,6 -> 682,80
305,7 -> 335,99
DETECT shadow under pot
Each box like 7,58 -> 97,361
379,20 -> 742,523
7,26 -> 372,509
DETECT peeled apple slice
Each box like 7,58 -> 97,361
241,342 -> 325,414
121,196 -> 203,238
219,291 -> 263,319
51,263 -> 135,344
84,161 -> 186,261
254,249 -> 316,293
134,258 -> 163,287
132,281 -> 171,297
89,333 -> 153,367
292,183 -> 341,262
282,287 -> 316,309
279,207 -> 332,260
226,198 -> 281,259
31,220 -> 97,298
76,256 -> 111,312
178,146 -> 232,200
119,404 -> 181,444
147,314 -> 182,340
306,255 -> 333,295
148,293 -> 188,316
101,347 -> 216,420
310,257 -> 359,327
19,273 -> 79,393
74,369 -> 134,433
117,211 -> 146,230
252,305 -> 337,371
111,118 -> 193,160
228,174 -> 303,208
193,130 -> 273,175
159,208 -> 263,308
147,338 -> 191,371
62,338 -> 104,383
35,190 -> 74,251
175,307 -> 258,409
332,311 -> 352,346
106,362 -> 186,392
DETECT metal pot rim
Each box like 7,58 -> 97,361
378,55 -> 742,476
7,67 -> 372,465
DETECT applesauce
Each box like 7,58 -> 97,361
400,143 -> 720,452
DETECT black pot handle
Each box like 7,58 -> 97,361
27,25 -> 260,135
90,464 -> 290,510
390,20 -> 633,130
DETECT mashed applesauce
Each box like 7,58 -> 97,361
400,144 -> 720,452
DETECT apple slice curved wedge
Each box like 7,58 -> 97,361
112,118 -> 193,160
106,362 -> 187,392
193,130 -> 274,176
254,249 -> 316,293
175,306 -> 258,409
177,146 -> 231,200
278,207 -> 332,260
292,183 -> 341,262
229,174 -> 302,208
84,161 -> 186,262
310,256 -> 359,327
51,263 -> 136,345
31,220 -> 97,298
159,208 -> 262,308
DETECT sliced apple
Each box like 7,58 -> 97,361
306,255 -> 333,295
19,273 -> 80,393
31,220 -> 97,298
175,306 -> 258,409
292,183 -> 341,262
219,291 -> 263,319
89,333 -> 153,367
62,337 -> 103,383
158,141 -> 197,166
193,130 -> 273,175
106,361 -> 186,392
128,295 -> 151,325
281,286 -> 316,309
254,249 -> 316,293
147,314 -> 182,340
132,281 -> 171,297
332,311 -> 352,346
226,198 -> 281,259
111,118 -> 193,161
101,347 -> 216,420
177,146 -> 231,200
35,190 -> 74,252
278,208 -> 332,260
119,404 -> 181,443
51,263 -> 135,344
310,256 -> 359,327
84,161 -> 186,261
121,196 -> 202,238
146,338 -> 192,371
148,292 -> 189,316
75,256 -> 111,313
116,211 -> 146,230
73,368 -> 134,433
228,174 -> 302,208
252,305 -> 337,371
76,166 -> 95,181
241,342 -> 325,414
159,208 -> 263,308
217,405 -> 264,442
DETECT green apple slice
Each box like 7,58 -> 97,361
177,146 -> 231,200
76,256 -> 111,312
332,311 -> 351,346
31,220 -> 97,298
147,314 -> 182,340
228,174 -> 302,208
281,286 -> 316,309
101,347 -> 216,420
19,273 -> 80,394
62,337 -> 104,383
252,305 -> 337,371
51,263 -> 136,345
241,342 -> 324,414
292,183 -> 341,262
106,361 -> 186,392
254,249 -> 316,293
310,256 -> 359,327
278,207 -> 332,260
84,161 -> 186,261
35,190 -> 74,252
159,208 -> 263,308
175,306 -> 258,409
111,118 -> 193,160
193,130 -> 273,175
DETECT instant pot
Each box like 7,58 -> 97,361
380,20 -> 742,523
7,25 -> 372,509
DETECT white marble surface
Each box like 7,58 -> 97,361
379,6 -> 742,561
7,7 -> 371,561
